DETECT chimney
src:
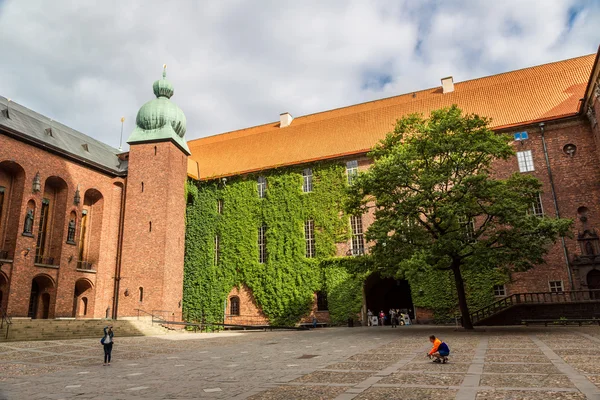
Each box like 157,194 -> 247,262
441,76 -> 454,94
280,112 -> 293,128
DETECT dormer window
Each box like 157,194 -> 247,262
81,144 -> 89,152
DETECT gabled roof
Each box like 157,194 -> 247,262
187,54 -> 596,180
0,96 -> 126,175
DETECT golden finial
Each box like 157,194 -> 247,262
120,117 -> 125,123
162,64 -> 167,78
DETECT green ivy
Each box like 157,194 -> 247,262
184,162 -> 509,325
184,162 -> 362,326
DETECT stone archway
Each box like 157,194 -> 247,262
364,273 -> 415,323
73,279 -> 93,318
27,274 -> 55,319
587,269 -> 600,300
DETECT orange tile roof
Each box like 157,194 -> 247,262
188,54 -> 596,180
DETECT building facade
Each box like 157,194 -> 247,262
0,68 -> 189,320
2,50 -> 600,323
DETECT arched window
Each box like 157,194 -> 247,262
229,296 -> 240,316
139,287 -> 144,302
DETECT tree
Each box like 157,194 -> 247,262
345,106 -> 572,329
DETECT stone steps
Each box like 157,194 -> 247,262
0,318 -> 174,342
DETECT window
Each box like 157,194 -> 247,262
350,215 -> 365,256
302,168 -> 313,193
141,182 -> 144,192
549,281 -> 564,293
459,216 -> 475,243
513,131 -> 529,141
258,225 -> 267,263
230,296 -> 240,316
139,287 -> 144,302
517,150 -> 534,172
346,160 -> 358,185
530,193 -> 544,216
305,219 -> 315,258
217,199 -> 223,214
35,199 -> 50,263
257,176 -> 267,198
214,235 -> 220,265
493,285 -> 506,297
316,291 -> 328,311
0,186 -> 5,230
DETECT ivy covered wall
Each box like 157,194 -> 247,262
183,162 -> 364,326
183,161 -> 509,325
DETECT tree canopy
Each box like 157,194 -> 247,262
345,105 -> 572,329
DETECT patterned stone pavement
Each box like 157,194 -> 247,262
0,326 -> 599,399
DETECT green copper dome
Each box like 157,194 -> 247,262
127,66 -> 190,155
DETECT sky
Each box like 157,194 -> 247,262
0,0 -> 598,149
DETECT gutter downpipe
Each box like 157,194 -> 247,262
112,178 -> 127,319
539,122 -> 574,290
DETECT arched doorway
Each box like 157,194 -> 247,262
73,279 -> 93,317
588,269 -> 600,300
28,275 -> 55,319
364,273 -> 414,323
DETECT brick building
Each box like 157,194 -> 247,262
186,50 -> 600,323
0,68 -> 189,320
2,50 -> 600,323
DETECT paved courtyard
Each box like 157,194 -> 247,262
0,326 -> 599,399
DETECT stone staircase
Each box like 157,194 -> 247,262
0,318 -> 175,342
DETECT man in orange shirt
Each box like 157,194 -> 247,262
427,335 -> 450,363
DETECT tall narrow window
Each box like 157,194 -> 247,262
257,176 -> 267,198
141,182 -> 144,192
214,235 -> 220,265
530,193 -> 544,216
217,199 -> 223,214
346,160 -> 358,185
0,187 -> 5,231
350,215 -> 365,256
316,291 -> 328,311
459,216 -> 476,243
139,287 -> 144,302
258,225 -> 267,263
230,296 -> 240,316
35,199 -> 50,263
305,219 -> 315,258
516,150 -> 535,172
302,168 -> 313,193
79,210 -> 88,262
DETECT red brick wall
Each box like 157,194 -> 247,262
225,284 -> 268,325
0,132 -> 125,319
118,141 -> 187,320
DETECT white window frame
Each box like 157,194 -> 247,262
302,168 -> 313,193
305,219 -> 315,258
517,150 -> 535,172
214,235 -> 220,265
350,215 -> 365,256
530,193 -> 544,216
257,176 -> 267,198
549,280 -> 564,293
258,225 -> 267,263
346,160 -> 358,185
493,284 -> 506,297
217,199 -> 223,214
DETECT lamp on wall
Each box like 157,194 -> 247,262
73,185 -> 81,206
32,172 -> 41,193
124,288 -> 130,297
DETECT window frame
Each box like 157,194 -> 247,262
493,284 -> 506,297
549,280 -> 564,293
302,168 -> 313,193
305,219 -> 315,258
214,235 -> 220,265
350,215 -> 365,256
229,296 -> 240,316
257,176 -> 267,198
516,150 -> 535,172
346,160 -> 358,185
258,225 -> 267,263
217,199 -> 223,214
530,193 -> 544,216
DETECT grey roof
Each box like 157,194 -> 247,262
0,95 -> 127,175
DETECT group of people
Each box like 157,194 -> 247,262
367,309 -> 411,327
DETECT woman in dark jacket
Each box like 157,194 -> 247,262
101,326 -> 114,365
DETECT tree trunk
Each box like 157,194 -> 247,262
451,263 -> 474,330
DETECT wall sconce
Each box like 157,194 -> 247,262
73,185 -> 81,206
22,248 -> 30,257
68,255 -> 73,262
124,288 -> 130,297
32,172 -> 41,193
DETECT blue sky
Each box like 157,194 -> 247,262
0,0 -> 598,148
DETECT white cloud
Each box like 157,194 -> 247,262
0,0 -> 597,148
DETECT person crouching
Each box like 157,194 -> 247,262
427,335 -> 449,364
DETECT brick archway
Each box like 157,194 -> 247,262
28,274 -> 56,319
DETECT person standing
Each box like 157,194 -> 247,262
390,309 -> 397,328
367,309 -> 373,326
378,310 -> 385,326
101,326 -> 114,366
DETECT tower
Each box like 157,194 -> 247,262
118,66 -> 190,319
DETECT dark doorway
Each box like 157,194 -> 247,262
364,273 -> 414,323
28,280 -> 39,318
28,275 -> 54,319
41,293 -> 50,319
588,269 -> 600,299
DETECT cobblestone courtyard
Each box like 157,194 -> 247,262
0,326 -> 599,399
